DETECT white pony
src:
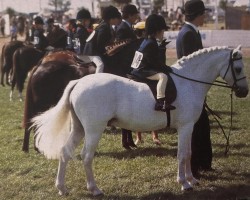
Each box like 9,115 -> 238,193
32,46 -> 248,196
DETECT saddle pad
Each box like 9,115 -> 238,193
127,73 -> 177,105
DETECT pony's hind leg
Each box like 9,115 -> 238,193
81,123 -> 106,196
55,116 -> 84,196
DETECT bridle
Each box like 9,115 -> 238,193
222,50 -> 246,90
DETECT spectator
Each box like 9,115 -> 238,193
0,16 -> 6,36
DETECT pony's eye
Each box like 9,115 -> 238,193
235,67 -> 242,74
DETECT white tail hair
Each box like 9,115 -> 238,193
32,79 -> 79,159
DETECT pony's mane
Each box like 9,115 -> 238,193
177,46 -> 230,65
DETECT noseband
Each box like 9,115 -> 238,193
222,50 -> 246,90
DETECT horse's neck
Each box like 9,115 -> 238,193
172,49 -> 229,97
174,50 -> 228,83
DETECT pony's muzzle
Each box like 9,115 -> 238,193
234,87 -> 249,98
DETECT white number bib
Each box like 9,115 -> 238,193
131,51 -> 143,69
34,36 -> 39,45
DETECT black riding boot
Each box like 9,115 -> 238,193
155,98 -> 175,111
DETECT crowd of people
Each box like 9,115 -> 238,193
4,0 -> 213,179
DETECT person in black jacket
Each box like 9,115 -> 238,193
66,19 -> 77,51
176,0 -> 213,177
74,8 -> 92,55
33,16 -> 49,51
83,6 -> 122,73
131,14 -> 175,111
116,4 -> 139,40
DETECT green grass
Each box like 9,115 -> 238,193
0,58 -> 249,200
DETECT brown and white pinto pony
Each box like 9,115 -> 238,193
22,50 -> 96,152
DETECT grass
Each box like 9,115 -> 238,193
0,57 -> 249,200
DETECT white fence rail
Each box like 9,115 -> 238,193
165,30 -> 250,48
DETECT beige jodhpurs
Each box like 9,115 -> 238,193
147,72 -> 168,99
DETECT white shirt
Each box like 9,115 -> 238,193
185,21 -> 199,33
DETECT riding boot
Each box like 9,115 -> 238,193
165,103 -> 176,111
121,129 -> 134,150
127,130 -> 137,148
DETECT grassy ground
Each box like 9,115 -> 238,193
0,39 -> 249,199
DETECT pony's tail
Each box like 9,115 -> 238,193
32,79 -> 79,159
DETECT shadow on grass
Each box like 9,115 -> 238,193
77,184 -> 250,200
95,147 -> 177,160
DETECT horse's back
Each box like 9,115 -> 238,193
70,73 -> 167,131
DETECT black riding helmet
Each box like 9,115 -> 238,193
145,14 -> 169,36
76,8 -> 91,20
102,6 -> 121,21
34,16 -> 44,25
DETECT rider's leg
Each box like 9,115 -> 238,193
147,73 -> 167,110
89,56 -> 104,73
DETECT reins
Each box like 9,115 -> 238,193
170,71 -> 233,88
169,50 -> 245,155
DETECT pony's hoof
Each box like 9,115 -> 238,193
93,190 -> 104,197
58,189 -> 69,196
184,187 -> 193,191
181,182 -> 193,191
56,184 -> 69,196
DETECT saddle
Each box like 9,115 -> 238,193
128,73 -> 177,105
127,72 -> 177,126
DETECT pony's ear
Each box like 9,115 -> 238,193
232,45 -> 242,58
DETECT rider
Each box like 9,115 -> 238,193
83,5 -> 122,73
33,16 -> 49,51
116,4 -> 139,40
131,14 -> 175,111
74,8 -> 92,55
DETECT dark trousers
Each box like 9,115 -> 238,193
191,107 -> 212,175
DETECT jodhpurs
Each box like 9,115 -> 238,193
147,72 -> 168,99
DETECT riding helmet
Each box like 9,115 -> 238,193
102,6 -> 121,21
145,14 -> 169,36
34,16 -> 44,25
76,8 -> 91,20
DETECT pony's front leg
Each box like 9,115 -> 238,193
177,124 -> 199,191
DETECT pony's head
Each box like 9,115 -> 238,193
220,45 -> 248,98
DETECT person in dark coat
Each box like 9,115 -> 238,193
83,5 -> 122,73
33,16 -> 49,51
116,4 -> 139,40
115,4 -> 140,149
176,0 -> 213,177
131,14 -> 175,111
66,19 -> 77,51
74,8 -> 92,55
46,19 -> 67,49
